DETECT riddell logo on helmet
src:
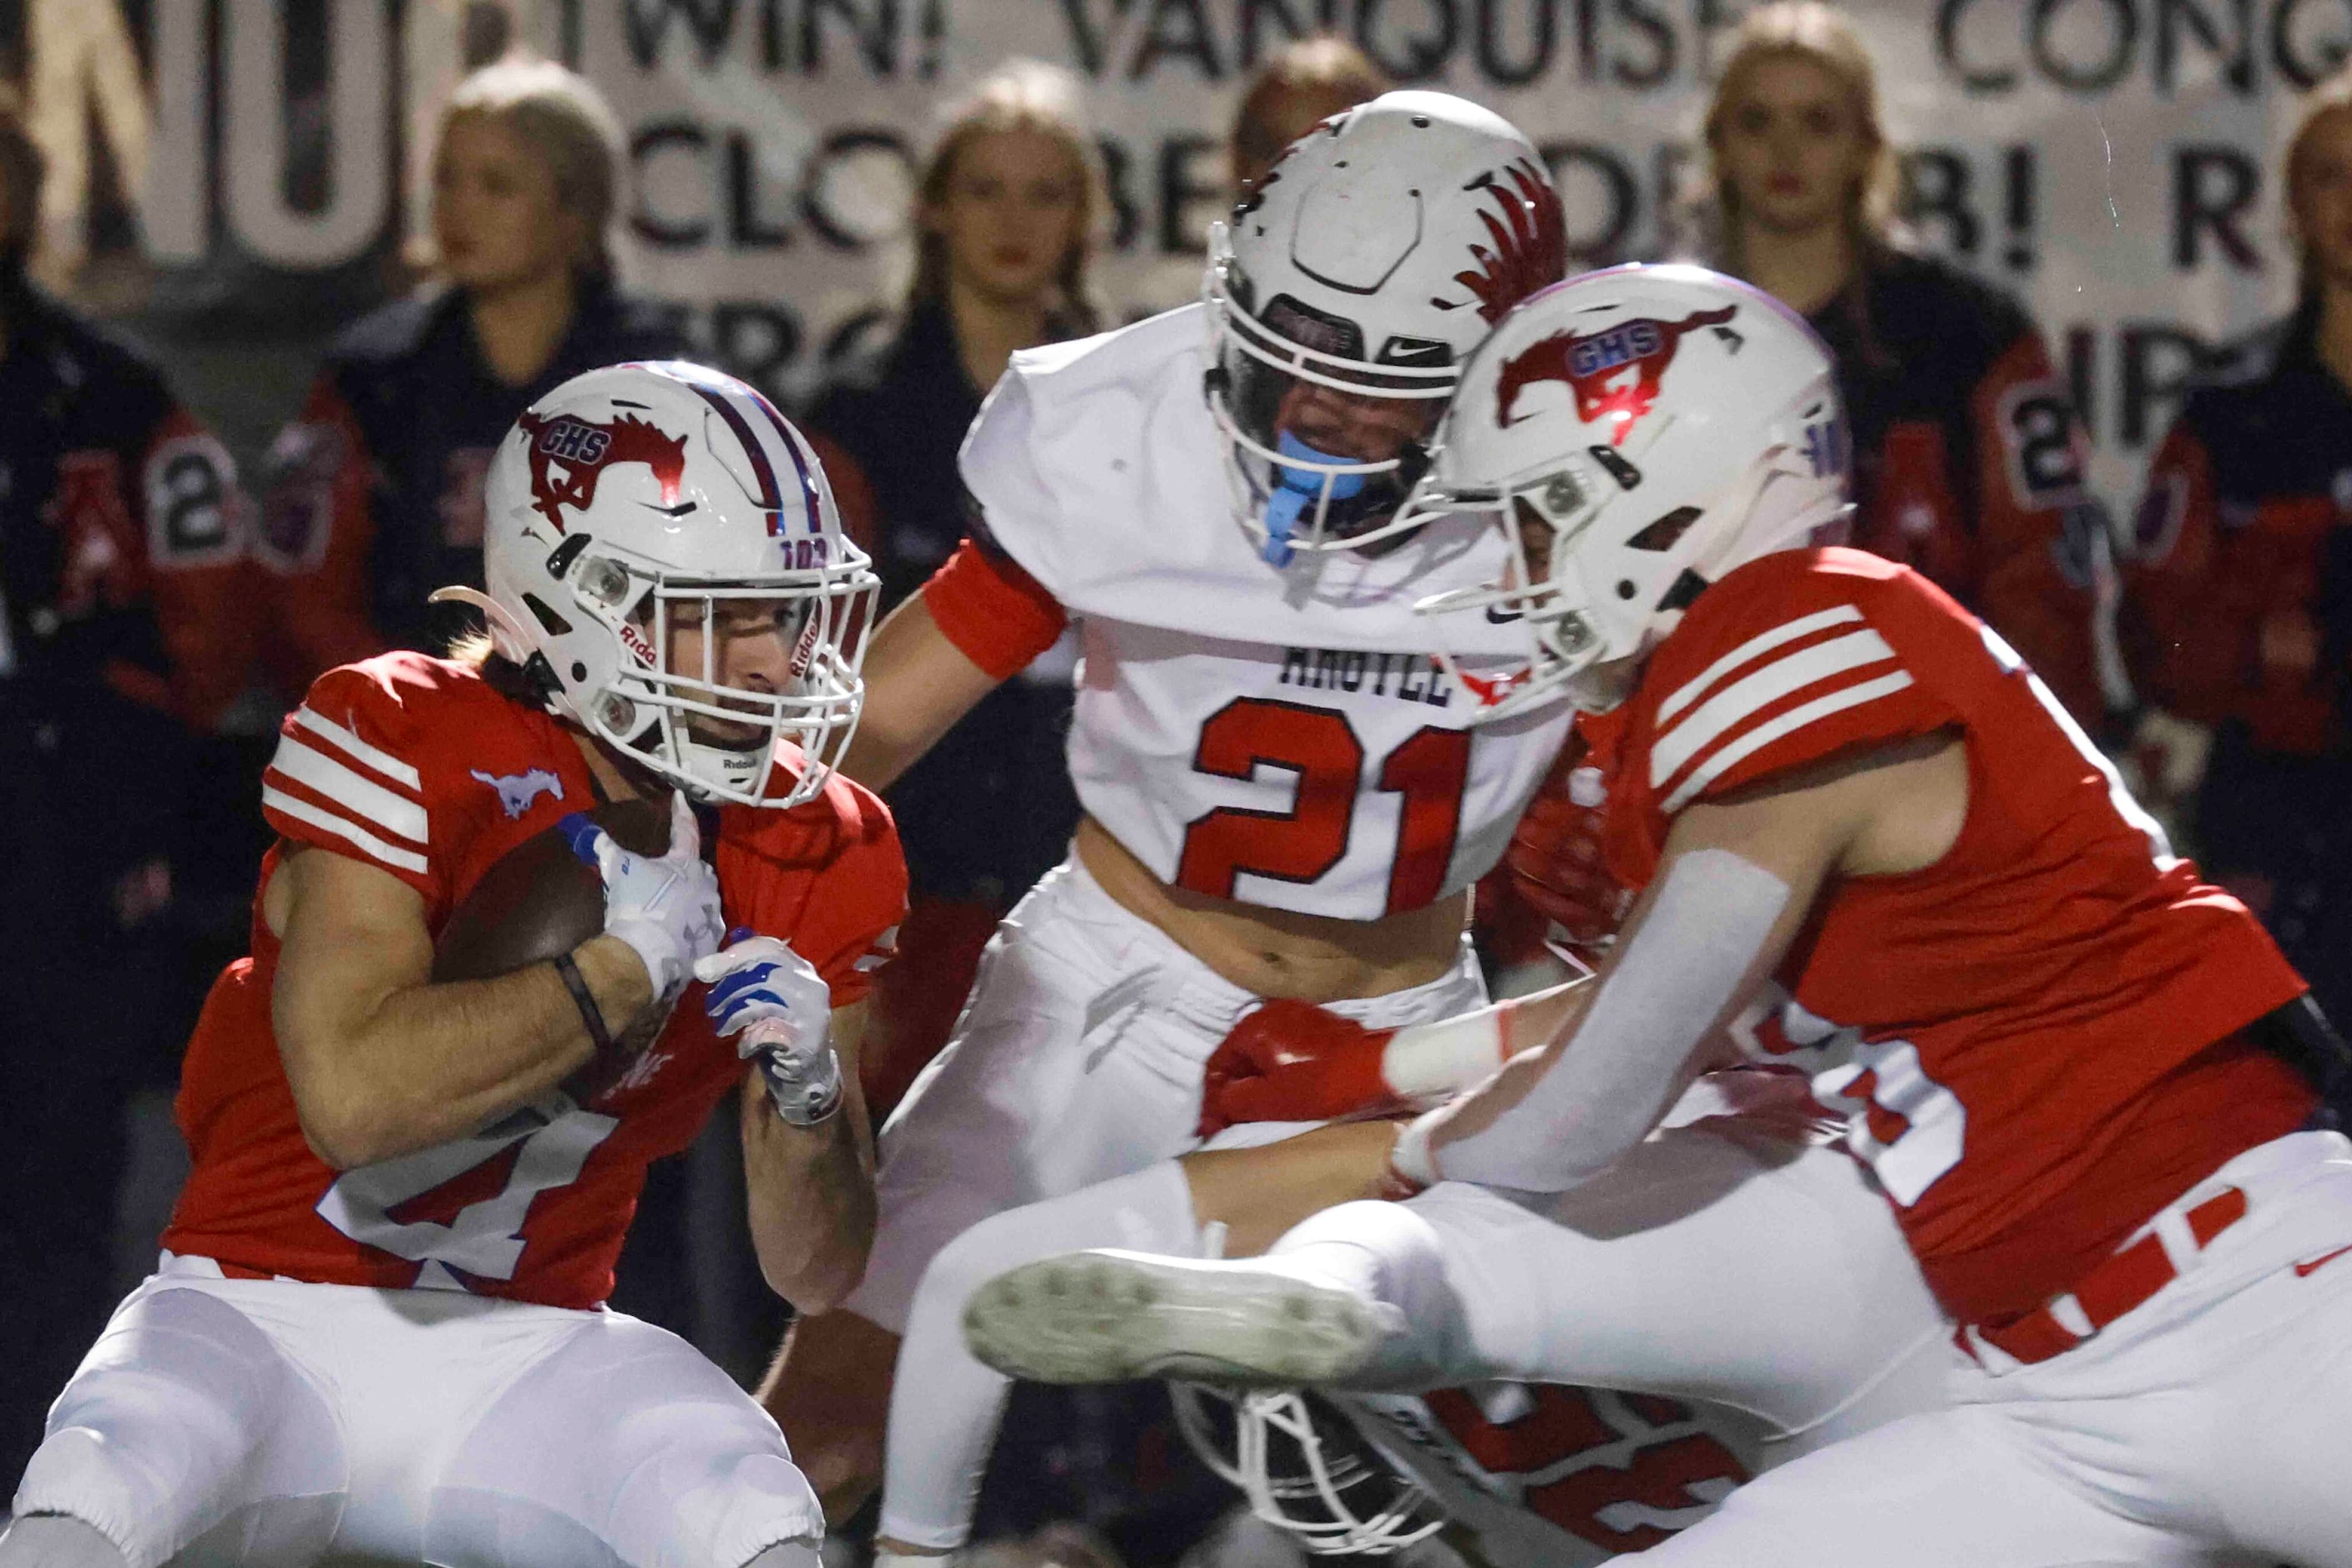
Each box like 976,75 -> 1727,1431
1496,306 -> 1737,443
518,412 -> 689,529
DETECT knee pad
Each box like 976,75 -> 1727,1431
13,1287 -> 341,1568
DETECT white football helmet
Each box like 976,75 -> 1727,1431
1410,264 -> 1851,718
1170,1383 -> 1444,1555
437,361 -> 878,807
1203,90 -> 1564,566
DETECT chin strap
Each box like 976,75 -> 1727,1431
1262,431 -> 1368,568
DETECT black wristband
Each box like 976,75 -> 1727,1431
552,951 -> 615,1054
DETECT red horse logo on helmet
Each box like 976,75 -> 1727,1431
517,411 -> 690,529
1495,305 -> 1739,443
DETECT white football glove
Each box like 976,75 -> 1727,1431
695,931 -> 842,1125
564,791 -> 726,1006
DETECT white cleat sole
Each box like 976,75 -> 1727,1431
962,1249 -> 1398,1388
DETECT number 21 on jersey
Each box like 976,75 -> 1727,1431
1176,696 -> 1471,915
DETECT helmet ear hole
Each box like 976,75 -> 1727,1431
522,593 -> 574,638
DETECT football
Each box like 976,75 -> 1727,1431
432,797 -> 671,984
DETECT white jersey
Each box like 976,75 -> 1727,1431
962,305 -> 1573,920
1341,1387 -> 1768,1567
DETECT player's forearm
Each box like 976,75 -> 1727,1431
1356,979 -> 1590,1108
1405,850 -> 1793,1192
283,934 -> 647,1169
741,1066 -> 878,1312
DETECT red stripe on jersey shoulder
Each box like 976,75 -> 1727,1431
1639,550 -> 1964,814
260,653 -> 485,892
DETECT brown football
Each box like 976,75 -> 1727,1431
432,797 -> 672,984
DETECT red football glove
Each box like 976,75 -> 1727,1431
1198,999 -> 1403,1136
1503,758 -> 1627,949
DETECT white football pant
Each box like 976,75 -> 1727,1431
9,1256 -> 824,1568
878,1075 -> 1947,1556
840,856 -> 1485,1333
1611,1129 -> 2352,1567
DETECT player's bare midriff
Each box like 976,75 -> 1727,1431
1075,815 -> 1468,1003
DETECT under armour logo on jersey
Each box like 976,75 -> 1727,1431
472,766 -> 565,819
517,412 -> 688,530
1496,306 -> 1738,442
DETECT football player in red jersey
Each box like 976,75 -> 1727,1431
967,266 -> 2352,1566
0,362 -> 904,1568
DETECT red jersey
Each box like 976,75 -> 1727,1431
1600,548 -> 2311,1322
163,653 -> 907,1308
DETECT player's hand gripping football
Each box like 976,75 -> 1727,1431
564,791 -> 726,1008
696,929 -> 842,1125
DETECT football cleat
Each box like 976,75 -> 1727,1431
962,1249 -> 1402,1388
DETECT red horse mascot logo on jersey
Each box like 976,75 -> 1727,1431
1496,306 -> 1738,442
518,412 -> 690,529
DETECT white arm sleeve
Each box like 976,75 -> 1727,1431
1411,849 -> 1791,1193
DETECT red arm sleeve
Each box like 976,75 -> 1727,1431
134,407 -> 260,729
1969,331 -> 2107,724
921,537 -> 1070,680
259,376 -> 385,689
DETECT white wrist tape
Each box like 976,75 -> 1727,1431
1391,1113 -> 1441,1187
1381,1009 -> 1510,1103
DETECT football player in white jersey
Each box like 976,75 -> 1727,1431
760,92 -> 1579,1543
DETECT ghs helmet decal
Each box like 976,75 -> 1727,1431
1496,305 -> 1739,440
517,411 -> 690,529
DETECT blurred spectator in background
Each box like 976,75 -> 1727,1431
808,62 -> 1101,1114
1227,36 -> 1391,195
1680,1 -> 2110,722
0,89 -> 255,1484
255,54 -> 685,685
2120,63 -> 2352,1028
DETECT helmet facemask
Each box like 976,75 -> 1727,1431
1412,452 -> 1634,719
553,544 -> 875,810
1170,1383 -> 1445,1556
1205,225 -> 1453,568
